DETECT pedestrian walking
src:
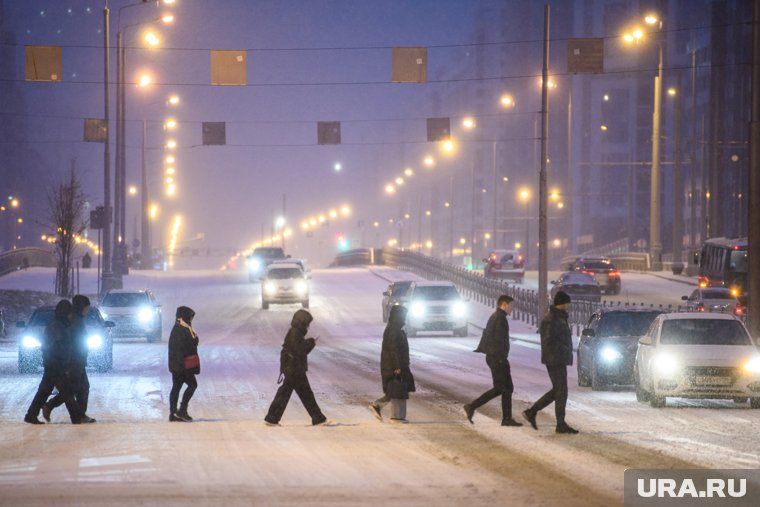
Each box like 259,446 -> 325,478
81,252 -> 92,269
368,305 -> 416,423
264,309 -> 328,426
168,306 -> 200,422
464,295 -> 522,426
522,291 -> 579,434
24,300 -> 81,424
44,295 -> 96,423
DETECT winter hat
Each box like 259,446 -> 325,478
72,294 -> 91,313
176,306 -> 196,322
553,291 -> 571,306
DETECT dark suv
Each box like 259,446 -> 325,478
568,257 -> 621,295
247,247 -> 286,282
576,307 -> 666,390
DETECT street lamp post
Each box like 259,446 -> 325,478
101,1 -> 114,293
650,41 -> 664,270
140,119 -> 151,269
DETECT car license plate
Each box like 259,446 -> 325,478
694,376 -> 732,386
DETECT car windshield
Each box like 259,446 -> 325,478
392,283 -> 412,297
599,312 -> 662,337
102,293 -> 150,307
660,319 -> 751,346
267,268 -> 303,279
701,289 -> 733,300
253,248 -> 285,260
28,309 -> 54,327
412,286 -> 460,300
582,261 -> 613,270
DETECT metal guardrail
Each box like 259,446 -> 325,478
334,247 -> 698,335
0,248 -> 57,276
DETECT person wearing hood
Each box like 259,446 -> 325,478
264,309 -> 327,426
44,295 -> 96,423
168,306 -> 199,422
523,291 -> 579,434
24,299 -> 81,424
464,295 -> 522,427
368,304 -> 415,423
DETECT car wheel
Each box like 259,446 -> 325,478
262,300 -> 269,310
577,360 -> 590,387
302,300 -> 309,309
590,362 -> 605,391
750,398 -> 760,409
454,325 -> 468,337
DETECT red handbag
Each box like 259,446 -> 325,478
183,354 -> 200,370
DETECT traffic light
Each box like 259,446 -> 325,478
336,233 -> 349,251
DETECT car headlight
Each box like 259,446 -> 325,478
22,335 -> 42,349
248,259 -> 261,272
264,282 -> 277,295
744,356 -> 760,374
452,301 -> 467,317
294,279 -> 308,296
87,335 -> 103,350
654,353 -> 680,376
600,346 -> 622,363
137,307 -> 154,323
410,302 -> 425,318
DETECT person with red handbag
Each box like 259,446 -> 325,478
168,306 -> 199,422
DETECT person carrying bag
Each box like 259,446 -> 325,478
168,306 -> 199,422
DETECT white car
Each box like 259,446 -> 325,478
99,289 -> 163,342
634,313 -> 760,408
405,281 -> 468,337
261,263 -> 310,310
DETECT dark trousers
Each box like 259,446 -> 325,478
27,369 -> 80,423
470,355 -> 514,420
528,365 -> 568,425
49,366 -> 89,414
169,371 -> 197,412
265,373 -> 325,424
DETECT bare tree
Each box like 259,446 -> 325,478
46,166 -> 88,296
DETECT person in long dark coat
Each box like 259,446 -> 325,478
168,306 -> 199,422
523,291 -> 579,434
44,295 -> 95,423
24,300 -> 81,424
368,304 -> 416,423
264,309 -> 327,426
464,294 -> 522,426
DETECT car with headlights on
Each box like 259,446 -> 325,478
99,289 -> 162,342
681,288 -> 741,315
247,247 -> 286,282
17,306 -> 115,373
577,307 -> 666,390
634,313 -> 760,408
261,263 -> 310,310
405,281 -> 468,337
550,272 -> 602,302
381,280 -> 414,323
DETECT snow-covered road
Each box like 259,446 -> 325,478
0,267 -> 757,507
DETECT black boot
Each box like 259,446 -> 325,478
177,404 -> 193,421
41,403 -> 52,423
24,413 -> 44,425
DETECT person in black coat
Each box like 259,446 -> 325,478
24,299 -> 81,424
264,309 -> 327,426
44,295 -> 96,423
368,304 -> 416,423
168,306 -> 199,422
523,291 -> 579,434
464,295 -> 522,426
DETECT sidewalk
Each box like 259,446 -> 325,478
644,270 -> 698,287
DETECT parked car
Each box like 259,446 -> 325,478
405,281 -> 468,337
483,249 -> 525,283
550,272 -> 602,302
381,280 -> 414,323
99,289 -> 163,342
634,313 -> 760,408
577,307 -> 667,390
17,306 -> 115,373
568,257 -> 621,295
681,288 -> 741,315
261,262 -> 310,310
247,247 -> 287,282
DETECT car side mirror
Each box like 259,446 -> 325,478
104,321 -> 116,328
382,291 -> 390,296
681,296 -> 688,301
550,280 -> 556,285
639,336 -> 653,346
16,321 -> 25,328
482,258 -> 488,263
581,328 -> 595,337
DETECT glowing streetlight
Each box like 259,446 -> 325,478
275,216 -> 286,228
166,184 -> 176,196
500,94 -> 515,108
600,125 -> 608,131
373,221 -> 380,227
138,73 -> 152,87
424,156 -> 435,167
340,205 -> 351,216
164,119 -> 177,130
385,184 -> 396,194
441,139 -> 455,154
166,167 -> 175,175
404,168 -> 414,177
334,162 -> 342,172
149,204 -> 159,219
144,32 -> 159,47
166,139 -> 177,149
667,87 -> 677,96
329,210 -> 338,219
165,155 -> 175,164
128,186 -> 137,196
10,198 -> 19,208
644,14 -> 659,25
395,177 -> 404,185
168,95 -> 180,105
161,14 -> 175,24
425,210 -> 431,216
462,117 -> 476,129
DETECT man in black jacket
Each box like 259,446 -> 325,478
523,291 -> 579,434
264,309 -> 327,426
464,295 -> 522,427
44,295 -> 96,423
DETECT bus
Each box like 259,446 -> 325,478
695,237 -> 748,303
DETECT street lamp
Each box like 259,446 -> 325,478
623,13 -> 664,270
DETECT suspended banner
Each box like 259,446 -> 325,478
317,121 -> 341,145
25,45 -> 62,82
392,47 -> 427,83
211,50 -> 247,85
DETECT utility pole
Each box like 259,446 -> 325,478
101,1 -> 116,293
672,75 -> 683,271
538,4 -> 550,319
747,0 -> 760,337
649,43 -> 664,270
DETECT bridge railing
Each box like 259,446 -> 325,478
0,248 -> 57,277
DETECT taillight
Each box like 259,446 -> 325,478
696,303 -> 705,312
608,271 -> 620,277
735,307 -> 744,315
698,276 -> 709,288
581,270 -> 595,277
